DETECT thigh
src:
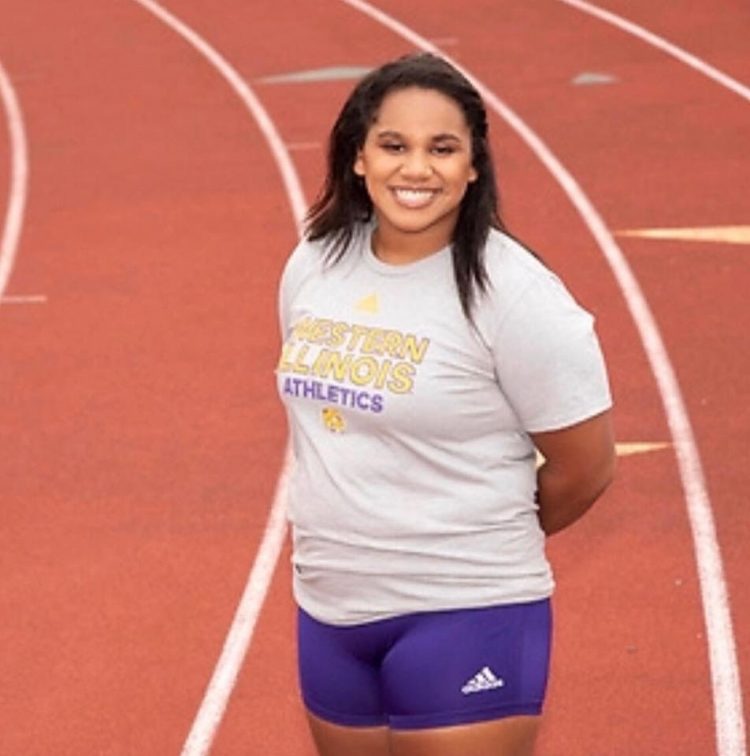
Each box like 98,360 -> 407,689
297,608 -> 388,728
381,600 -> 552,731
307,712 -> 391,756
390,715 -> 540,756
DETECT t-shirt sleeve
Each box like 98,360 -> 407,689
489,272 -> 613,433
278,238 -> 318,337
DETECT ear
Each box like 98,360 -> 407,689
353,151 -> 365,177
468,165 -> 478,183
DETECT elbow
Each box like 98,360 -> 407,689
594,447 -> 617,500
575,446 -> 617,508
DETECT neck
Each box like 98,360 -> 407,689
372,223 -> 454,265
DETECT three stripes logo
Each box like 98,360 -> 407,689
460,666 -> 505,695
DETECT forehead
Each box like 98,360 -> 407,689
369,87 -> 470,137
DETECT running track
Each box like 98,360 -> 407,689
0,1 -> 748,754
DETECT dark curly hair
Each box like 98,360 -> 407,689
305,52 -> 511,319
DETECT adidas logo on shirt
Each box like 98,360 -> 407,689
461,666 -> 505,695
355,292 -> 379,313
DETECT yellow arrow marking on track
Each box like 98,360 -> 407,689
614,442 -> 671,457
536,441 -> 670,466
616,226 -> 750,244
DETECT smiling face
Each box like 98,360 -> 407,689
353,86 -> 478,262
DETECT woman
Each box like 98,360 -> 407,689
276,52 -> 615,756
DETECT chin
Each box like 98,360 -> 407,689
382,210 -> 457,238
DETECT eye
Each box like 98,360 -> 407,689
432,144 -> 457,156
380,142 -> 405,153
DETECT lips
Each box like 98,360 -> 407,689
391,187 -> 440,209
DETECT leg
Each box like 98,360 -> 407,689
391,715 -> 541,756
307,711 -> 391,756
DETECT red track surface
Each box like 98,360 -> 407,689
0,1 -> 747,754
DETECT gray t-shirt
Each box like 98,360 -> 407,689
277,226 -> 612,625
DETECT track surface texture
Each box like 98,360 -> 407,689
0,1 -> 747,754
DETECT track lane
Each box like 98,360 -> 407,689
516,3 -> 750,749
572,0 -> 750,87
0,1 -> 294,752
558,0 -> 750,104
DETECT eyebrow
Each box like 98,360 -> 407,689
375,130 -> 463,142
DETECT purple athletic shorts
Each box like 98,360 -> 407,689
297,598 -> 552,730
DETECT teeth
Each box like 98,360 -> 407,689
393,188 -> 437,208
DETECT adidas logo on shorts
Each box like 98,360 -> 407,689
461,666 -> 505,695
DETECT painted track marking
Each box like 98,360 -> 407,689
128,2 -> 306,754
131,0 -> 307,234
338,2 -> 746,754
618,226 -> 750,245
557,0 -> 750,104
259,65 -> 372,84
0,59 -> 29,302
1,294 -> 46,304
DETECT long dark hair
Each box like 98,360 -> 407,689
306,52 -> 510,319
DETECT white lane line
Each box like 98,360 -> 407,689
131,0 -> 307,235
286,141 -> 322,151
128,2 -> 306,754
183,446 -> 293,756
429,37 -> 459,47
0,59 -> 30,303
338,2 -> 746,755
557,0 -> 750,105
1,294 -> 46,304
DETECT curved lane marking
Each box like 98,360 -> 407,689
131,0 -> 307,233
338,2 -> 745,755
129,2 -> 305,754
0,59 -> 29,302
557,0 -> 750,105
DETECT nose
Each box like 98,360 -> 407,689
400,149 -> 433,179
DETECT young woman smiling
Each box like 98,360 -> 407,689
353,86 -> 477,264
276,53 -> 615,756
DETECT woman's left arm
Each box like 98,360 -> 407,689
530,410 -> 616,536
